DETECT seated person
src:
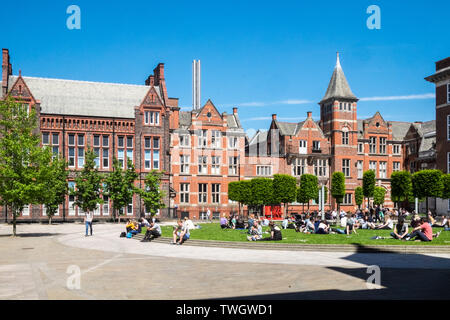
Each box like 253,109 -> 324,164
231,216 -> 237,229
172,220 -> 190,245
262,217 -> 270,227
406,218 -> 432,242
442,217 -> 450,231
141,221 -> 162,242
257,221 -> 282,241
314,218 -> 321,233
247,221 -> 263,241
246,214 -> 255,233
316,220 -> 329,234
360,214 -> 375,229
220,214 -> 229,229
126,219 -> 139,235
183,217 -> 196,230
340,214 -> 348,228
375,214 -> 394,230
334,214 -> 358,235
282,217 -> 289,229
137,217 -> 150,233
304,215 -> 315,233
390,216 -> 408,240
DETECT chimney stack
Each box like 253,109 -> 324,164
272,114 -> 277,120
2,48 -> 12,97
307,111 -> 312,118
153,63 -> 165,86
233,107 -> 238,114
145,75 -> 155,86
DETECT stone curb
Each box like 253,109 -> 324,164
132,234 -> 450,254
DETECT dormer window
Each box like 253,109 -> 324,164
144,110 -> 160,125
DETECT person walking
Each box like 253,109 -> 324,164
85,211 -> 93,237
206,208 -> 211,223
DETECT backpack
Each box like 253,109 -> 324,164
126,232 -> 133,238
120,232 -> 126,238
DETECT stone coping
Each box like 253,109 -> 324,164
132,234 -> 450,254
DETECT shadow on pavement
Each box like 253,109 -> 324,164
221,243 -> 450,300
0,233 -> 61,238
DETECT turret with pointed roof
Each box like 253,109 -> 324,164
320,53 -> 358,104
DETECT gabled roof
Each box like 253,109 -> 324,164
389,121 -> 412,141
320,53 -> 357,104
8,75 -> 159,118
273,120 -> 299,136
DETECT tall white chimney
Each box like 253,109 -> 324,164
192,60 -> 201,110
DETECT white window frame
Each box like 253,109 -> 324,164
228,156 -> 238,175
256,165 -> 272,176
102,195 -> 109,216
211,156 -> 221,175
180,134 -> 190,147
228,136 -> 238,149
42,132 -> 49,145
343,194 -> 352,205
379,161 -> 387,179
198,156 -> 207,174
369,137 -> 377,154
293,158 -> 307,176
447,115 -> 450,141
342,159 -> 350,177
314,159 -> 327,177
299,140 -> 307,154
198,130 -> 207,148
198,183 -> 207,203
369,161 -> 377,176
357,160 -> 363,179
393,162 -> 401,172
448,83 -> 450,104
180,183 -> 190,203
358,143 -> 363,154
180,155 -> 190,174
211,131 -> 222,148
212,184 -> 220,204
342,131 -> 349,145
379,137 -> 386,154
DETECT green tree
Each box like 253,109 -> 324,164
373,186 -> 386,206
363,170 -> 376,208
298,174 -> 318,211
355,186 -> 364,209
228,180 -> 251,215
390,171 -> 413,209
71,148 -> 103,215
272,174 -> 297,218
0,98 -> 47,236
104,158 -> 138,222
331,172 -> 346,212
36,148 -> 68,224
442,173 -> 450,199
412,169 -> 444,213
137,170 -> 166,218
250,178 -> 273,217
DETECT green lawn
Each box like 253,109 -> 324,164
151,223 -> 450,246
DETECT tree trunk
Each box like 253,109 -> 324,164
12,209 -> 16,237
426,197 -> 428,215
49,216 -> 52,225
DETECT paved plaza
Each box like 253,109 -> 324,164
0,222 -> 449,300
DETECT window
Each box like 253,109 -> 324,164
22,205 -> 30,216
68,182 -> 76,216
342,131 -> 349,145
410,143 -> 416,154
198,184 -> 207,203
94,148 -> 100,168
118,136 -> 124,148
127,200 -> 133,216
68,134 -> 75,146
116,149 -> 123,168
94,135 -> 100,147
299,140 -> 307,154
212,184 -> 220,203
312,141 -> 320,151
369,161 -> 377,175
180,155 -> 190,174
103,148 -> 109,168
51,133 -> 59,145
68,147 -> 75,167
314,159 -> 327,177
348,103 -> 352,111
180,183 -> 190,203
293,158 -> 307,176
228,157 -> 238,175
369,137 -> 376,154
357,160 -> 363,179
410,161 -> 416,173
126,148 -> 133,163
198,130 -> 207,148
144,111 -> 160,125
339,102 -> 343,110
343,194 -> 352,205
257,166 -> 272,176
358,143 -> 364,154
78,147 -> 84,168
144,111 -> 149,125
448,153 -> 450,174
153,150 -> 159,169
228,136 -> 238,149
43,205 -> 59,217
126,136 -> 133,148
77,134 -> 84,146
393,144 -> 401,155
448,83 -> 450,103
42,132 -> 49,145
342,159 -> 350,177
393,162 -> 401,172
379,162 -> 387,179
103,195 -> 109,216
211,131 -> 221,148
180,134 -> 190,147
52,146 -> 59,157
103,135 -> 109,147
379,137 -> 386,154
198,156 -> 207,174
211,156 -> 221,175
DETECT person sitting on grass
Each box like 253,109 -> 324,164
333,214 -> 358,235
231,215 -> 237,229
141,221 -> 162,242
390,216 -> 409,240
220,214 -> 229,229
126,219 -> 139,235
360,214 -> 376,230
247,220 -> 263,241
304,215 -> 315,234
247,214 -> 255,234
282,216 -> 289,229
316,220 -> 330,234
137,217 -> 150,233
375,213 -> 394,230
183,216 -> 196,230
172,220 -> 190,245
257,221 -> 282,241
405,218 -> 433,242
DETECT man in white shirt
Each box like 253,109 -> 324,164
84,211 -> 94,237
206,209 -> 211,222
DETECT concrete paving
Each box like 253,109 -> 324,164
0,222 -> 449,300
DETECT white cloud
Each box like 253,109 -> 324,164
359,93 -> 435,101
224,99 -> 312,108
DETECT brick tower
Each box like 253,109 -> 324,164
319,53 -> 359,210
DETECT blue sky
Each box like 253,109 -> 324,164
1,0 -> 448,135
